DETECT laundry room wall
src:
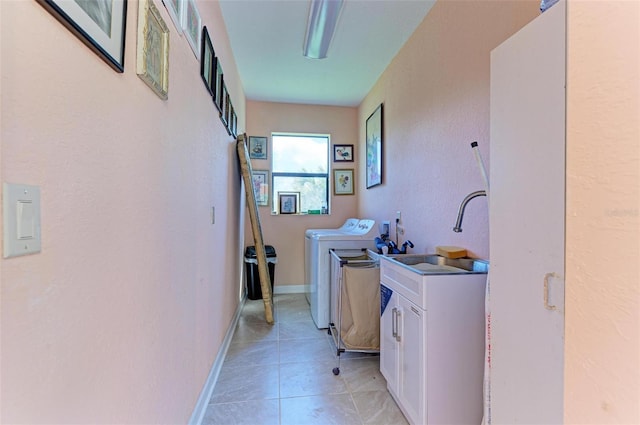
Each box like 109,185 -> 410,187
245,100 -> 358,290
357,0 -> 539,260
0,1 -> 244,422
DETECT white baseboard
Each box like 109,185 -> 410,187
273,284 -> 306,294
188,296 -> 245,425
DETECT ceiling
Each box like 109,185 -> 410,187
219,0 -> 436,107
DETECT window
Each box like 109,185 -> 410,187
272,133 -> 329,214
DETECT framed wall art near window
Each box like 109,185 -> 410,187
181,0 -> 201,57
136,0 -> 169,100
366,103 -> 383,188
252,170 -> 269,207
249,136 -> 268,160
36,0 -> 127,72
334,169 -> 354,195
333,144 -> 353,162
162,0 -> 182,34
200,26 -> 214,96
278,192 -> 299,215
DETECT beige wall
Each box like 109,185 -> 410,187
245,101 -> 358,287
357,0 -> 539,260
565,1 -> 640,423
0,1 -> 244,422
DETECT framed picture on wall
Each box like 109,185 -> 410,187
366,103 -> 383,188
333,144 -> 353,162
36,0 -> 127,72
231,109 -> 238,138
334,169 -> 354,195
248,136 -> 268,160
220,82 -> 229,127
224,93 -> 232,135
200,26 -> 214,96
252,170 -> 269,206
213,61 -> 223,112
278,192 -> 299,214
136,0 -> 170,100
162,0 -> 182,34
181,0 -> 201,57
226,102 -> 234,136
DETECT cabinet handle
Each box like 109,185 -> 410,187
543,272 -> 557,311
395,309 -> 402,342
391,307 -> 398,338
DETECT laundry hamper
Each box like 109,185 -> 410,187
328,249 -> 380,375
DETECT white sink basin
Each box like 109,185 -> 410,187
386,254 -> 489,275
379,255 -> 488,309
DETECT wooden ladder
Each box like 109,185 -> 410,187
236,134 -> 274,324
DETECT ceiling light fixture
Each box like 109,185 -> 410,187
303,0 -> 344,59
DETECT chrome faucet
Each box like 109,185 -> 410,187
453,190 -> 487,232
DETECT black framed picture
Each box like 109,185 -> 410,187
366,103 -> 383,188
200,26 -> 214,96
37,0 -> 127,72
213,60 -> 223,112
278,192 -> 299,214
215,66 -> 224,112
220,82 -> 229,127
333,144 -> 354,162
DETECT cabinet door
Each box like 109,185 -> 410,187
489,1 -> 565,423
380,284 -> 399,392
397,296 -> 425,425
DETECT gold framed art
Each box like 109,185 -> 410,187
137,0 -> 170,100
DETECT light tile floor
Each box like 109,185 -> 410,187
203,294 -> 409,425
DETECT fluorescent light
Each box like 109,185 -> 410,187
303,0 -> 344,59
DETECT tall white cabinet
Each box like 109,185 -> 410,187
489,1 -> 566,424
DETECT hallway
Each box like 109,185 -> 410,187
203,294 -> 408,424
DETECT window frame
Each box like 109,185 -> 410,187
271,133 -> 330,214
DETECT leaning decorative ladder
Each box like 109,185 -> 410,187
237,134 -> 274,324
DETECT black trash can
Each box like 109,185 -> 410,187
244,245 -> 277,300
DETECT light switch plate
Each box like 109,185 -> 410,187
3,182 -> 41,258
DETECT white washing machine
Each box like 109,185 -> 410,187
304,218 -> 359,301
304,218 -> 360,238
305,219 -> 377,329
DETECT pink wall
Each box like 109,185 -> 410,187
245,101 -> 358,287
565,1 -> 640,422
0,1 -> 244,423
358,0 -> 539,259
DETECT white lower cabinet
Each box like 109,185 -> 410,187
380,257 -> 486,425
380,286 -> 425,424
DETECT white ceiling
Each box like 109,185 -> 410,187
219,0 -> 436,107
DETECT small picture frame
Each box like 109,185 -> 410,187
224,93 -> 232,135
231,108 -> 238,138
366,103 -> 383,188
252,170 -> 269,207
220,82 -> 229,127
278,192 -> 299,215
162,0 -> 182,35
136,0 -> 170,100
214,62 -> 223,112
182,0 -> 201,57
36,0 -> 127,73
200,26 -> 214,96
334,169 -> 354,195
333,144 -> 354,162
248,136 -> 268,160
